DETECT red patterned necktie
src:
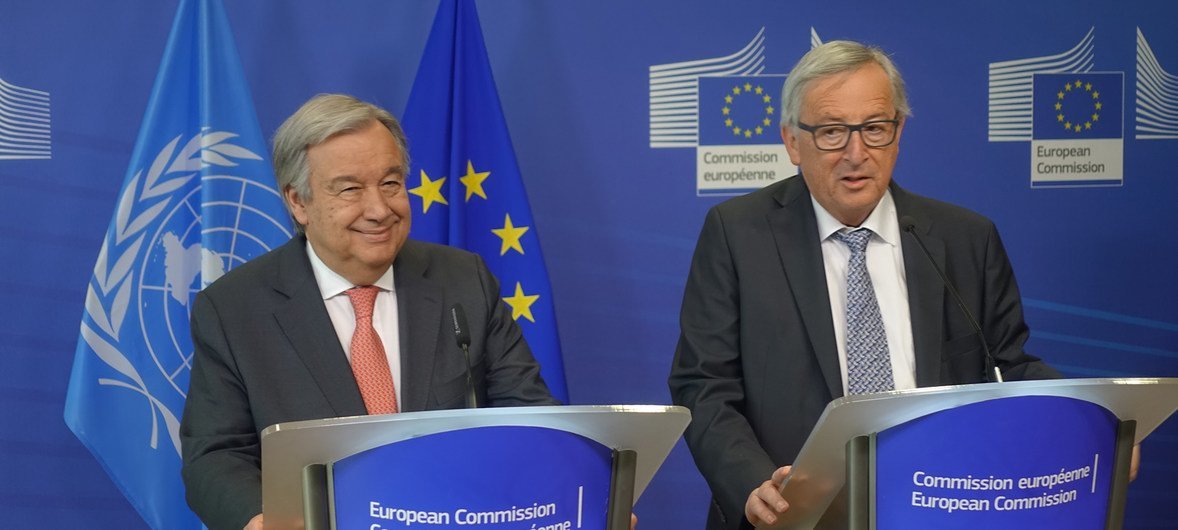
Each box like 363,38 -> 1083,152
345,286 -> 399,414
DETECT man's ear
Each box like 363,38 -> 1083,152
285,186 -> 310,226
782,126 -> 802,165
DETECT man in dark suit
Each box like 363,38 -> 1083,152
180,94 -> 556,530
668,41 -> 1060,529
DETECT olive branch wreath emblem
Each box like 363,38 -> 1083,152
80,129 -> 261,456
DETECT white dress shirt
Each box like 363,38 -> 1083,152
812,190 -> 916,393
305,241 -> 403,406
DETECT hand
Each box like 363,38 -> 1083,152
1130,443 -> 1140,482
631,512 -> 638,530
244,513 -> 263,530
745,465 -> 791,527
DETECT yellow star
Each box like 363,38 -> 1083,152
1057,114 -> 1064,122
1085,122 -> 1092,130
724,118 -> 733,127
1085,82 -> 1092,91
755,86 -> 763,94
744,82 -> 752,91
766,105 -> 775,115
744,130 -> 752,138
1074,80 -> 1083,89
763,118 -> 772,126
1095,102 -> 1103,110
733,127 -> 742,136
724,95 -> 733,104
763,94 -> 771,103
732,86 -> 741,95
491,213 -> 529,256
1074,124 -> 1082,132
1092,114 -> 1099,122
755,126 -> 763,134
459,161 -> 490,202
502,282 -> 539,323
1054,102 -> 1062,111
1057,91 -> 1065,99
1092,91 -> 1100,99
409,170 -> 448,214
722,106 -> 730,116
1065,121 -> 1072,129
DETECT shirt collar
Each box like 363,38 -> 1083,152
811,189 -> 900,247
305,240 -> 395,300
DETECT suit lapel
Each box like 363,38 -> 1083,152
393,241 -> 443,412
271,238 -> 368,416
767,178 -> 842,399
892,186 -> 947,387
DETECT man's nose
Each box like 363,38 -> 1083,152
842,130 -> 870,163
360,186 -> 393,219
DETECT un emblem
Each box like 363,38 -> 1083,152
81,130 -> 290,454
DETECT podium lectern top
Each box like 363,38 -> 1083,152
260,404 -> 689,530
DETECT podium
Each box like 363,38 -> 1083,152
259,405 -> 689,530
768,378 -> 1178,529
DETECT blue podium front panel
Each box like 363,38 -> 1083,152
330,425 -> 614,530
875,395 -> 1119,529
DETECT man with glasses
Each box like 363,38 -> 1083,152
669,40 -> 1060,529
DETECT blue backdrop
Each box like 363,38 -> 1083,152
1,1 -> 1176,528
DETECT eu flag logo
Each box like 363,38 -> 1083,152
698,75 -> 786,145
1033,73 -> 1123,140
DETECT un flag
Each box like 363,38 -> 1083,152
63,0 -> 292,528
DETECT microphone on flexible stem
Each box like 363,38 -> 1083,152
898,216 -> 1004,383
449,304 -> 479,408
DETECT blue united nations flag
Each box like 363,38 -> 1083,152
63,0 -> 292,528
698,75 -> 787,146
400,0 -> 569,402
1033,73 -> 1123,140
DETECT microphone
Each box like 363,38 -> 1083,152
449,304 -> 479,408
898,216 -> 1004,383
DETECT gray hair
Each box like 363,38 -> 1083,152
779,40 -> 911,128
271,94 -> 410,232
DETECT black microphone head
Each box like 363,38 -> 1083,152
898,215 -> 918,233
449,304 -> 471,349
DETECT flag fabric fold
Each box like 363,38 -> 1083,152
401,0 -> 569,402
63,0 -> 291,527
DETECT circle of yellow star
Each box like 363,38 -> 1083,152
723,82 -> 776,138
502,282 -> 539,322
460,160 -> 490,202
491,213 -> 529,256
1055,79 -> 1100,134
409,170 -> 448,213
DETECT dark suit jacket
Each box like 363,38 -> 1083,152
180,237 -> 557,530
668,176 -> 1059,530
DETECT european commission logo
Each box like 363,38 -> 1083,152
649,28 -> 822,196
0,75 -> 51,160
989,26 -> 1178,187
987,28 -> 1125,187
1030,73 -> 1124,187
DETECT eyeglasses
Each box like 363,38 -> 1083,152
796,117 -> 900,151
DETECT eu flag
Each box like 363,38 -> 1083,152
1032,73 -> 1123,140
698,75 -> 787,146
401,0 -> 569,403
63,0 -> 292,528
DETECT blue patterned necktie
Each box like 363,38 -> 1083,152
833,228 -> 895,394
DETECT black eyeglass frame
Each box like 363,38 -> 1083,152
795,116 -> 902,151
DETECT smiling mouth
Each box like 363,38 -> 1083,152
355,227 -> 392,241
